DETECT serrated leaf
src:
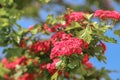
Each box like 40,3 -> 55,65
114,30 -> 120,37
92,22 -> 110,33
101,35 -> 117,43
39,0 -> 51,3
30,28 -> 38,34
65,22 -> 81,31
0,62 -> 10,77
84,14 -> 93,20
95,30 -> 117,43
0,18 -> 10,27
0,8 -> 8,16
68,63 -> 75,69
14,69 -> 23,80
51,71 -> 58,80
79,64 -> 87,75
78,27 -> 93,43
46,14 -> 54,24
96,55 -> 107,63
3,48 -> 24,58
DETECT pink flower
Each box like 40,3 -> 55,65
4,74 -> 10,80
94,10 -> 120,20
28,25 -> 34,30
50,31 -> 73,45
50,37 -> 85,59
2,56 -> 28,69
46,58 -> 60,75
65,12 -> 84,25
46,63 -> 56,75
2,58 -> 16,69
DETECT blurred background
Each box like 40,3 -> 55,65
0,0 -> 120,79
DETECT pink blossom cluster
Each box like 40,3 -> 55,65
2,56 -> 27,69
65,12 -> 84,25
29,40 -> 51,53
94,10 -> 120,19
40,58 -> 61,75
50,37 -> 88,59
50,31 -> 73,45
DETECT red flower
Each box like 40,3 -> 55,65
16,56 -> 27,65
82,54 -> 89,64
4,74 -> 10,80
50,31 -> 73,45
64,72 -> 69,78
100,41 -> 106,53
82,54 -> 93,69
19,40 -> 26,48
2,58 -> 16,69
43,23 -> 56,32
83,41 -> 88,49
84,62 -> 93,69
18,73 -> 34,80
40,63 -> 47,70
30,40 -> 51,53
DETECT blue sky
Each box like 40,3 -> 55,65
0,0 -> 120,79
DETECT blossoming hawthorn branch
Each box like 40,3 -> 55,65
0,9 -> 120,80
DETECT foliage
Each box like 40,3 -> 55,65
0,0 -> 120,80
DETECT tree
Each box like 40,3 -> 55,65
0,0 -> 120,80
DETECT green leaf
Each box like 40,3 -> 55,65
96,55 -> 107,63
101,35 -> 117,43
65,22 -> 81,31
95,30 -> 117,43
46,14 -> 54,24
3,48 -> 24,58
114,30 -> 120,37
79,64 -> 87,75
0,62 -> 10,77
68,63 -> 76,69
77,27 -> 93,43
84,14 -> 93,20
51,71 -> 58,80
0,8 -> 8,16
0,18 -> 10,27
92,22 -> 110,33
39,0 -> 51,3
30,28 -> 38,34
